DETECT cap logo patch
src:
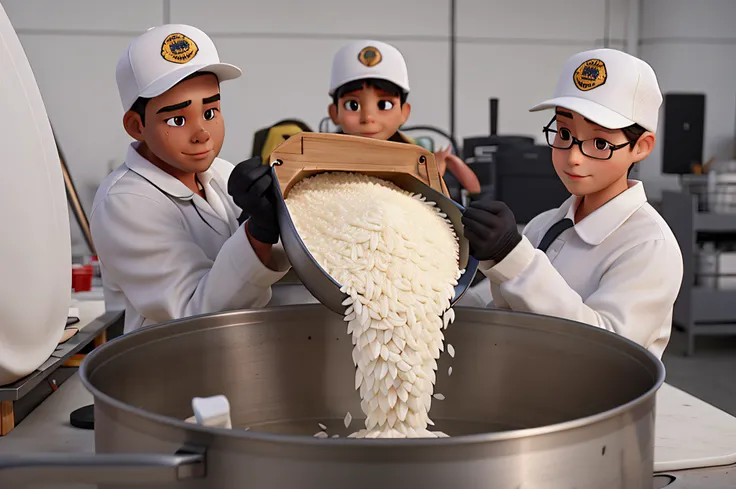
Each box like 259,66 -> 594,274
573,58 -> 607,91
358,46 -> 382,67
161,33 -> 198,64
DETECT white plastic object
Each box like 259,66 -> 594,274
191,395 -> 232,429
0,4 -> 71,385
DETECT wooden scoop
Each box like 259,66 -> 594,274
269,132 -> 449,197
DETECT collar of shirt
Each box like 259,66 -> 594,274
124,142 -> 220,201
554,180 -> 648,246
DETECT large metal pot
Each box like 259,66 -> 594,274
0,305 -> 664,488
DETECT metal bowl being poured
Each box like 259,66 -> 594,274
268,133 -> 479,315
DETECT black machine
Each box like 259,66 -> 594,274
661,93 -> 706,174
462,98 -> 568,224
493,144 -> 569,224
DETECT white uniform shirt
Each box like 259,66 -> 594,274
90,143 -> 291,333
477,180 -> 683,359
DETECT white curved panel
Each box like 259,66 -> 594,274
0,3 -> 70,385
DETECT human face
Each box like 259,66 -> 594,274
125,74 -> 224,177
329,84 -> 411,140
549,109 -> 653,204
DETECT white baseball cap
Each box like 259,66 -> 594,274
329,40 -> 410,96
530,48 -> 663,133
116,24 -> 242,112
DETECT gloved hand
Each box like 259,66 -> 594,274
461,198 -> 522,262
227,156 -> 280,244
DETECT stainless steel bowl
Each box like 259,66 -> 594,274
1,305 -> 664,488
272,167 -> 480,314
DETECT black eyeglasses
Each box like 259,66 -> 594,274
542,117 -> 633,160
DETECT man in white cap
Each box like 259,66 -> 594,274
91,24 -> 290,334
327,39 -> 481,195
461,48 -> 683,358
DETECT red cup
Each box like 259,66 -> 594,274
72,265 -> 93,292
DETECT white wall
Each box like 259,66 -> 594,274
455,0 -> 627,142
2,0 -> 734,254
638,0 -> 736,199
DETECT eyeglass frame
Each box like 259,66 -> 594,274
541,116 -> 634,160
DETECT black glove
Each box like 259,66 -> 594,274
227,156 -> 280,244
461,199 -> 522,262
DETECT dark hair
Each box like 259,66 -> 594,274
332,78 -> 408,108
129,71 -> 217,126
621,123 -> 647,176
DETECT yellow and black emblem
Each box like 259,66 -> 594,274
358,46 -> 382,67
161,33 -> 199,64
573,58 -> 607,91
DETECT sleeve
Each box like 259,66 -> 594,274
479,214 -> 547,310
90,193 -> 290,325
477,235 -> 682,350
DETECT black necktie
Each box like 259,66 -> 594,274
537,218 -> 574,253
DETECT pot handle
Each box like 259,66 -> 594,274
0,449 -> 205,486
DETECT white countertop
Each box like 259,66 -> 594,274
656,383 -> 736,472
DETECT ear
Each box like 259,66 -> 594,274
328,103 -> 339,125
123,111 -> 145,141
632,132 -> 656,163
399,102 -> 411,125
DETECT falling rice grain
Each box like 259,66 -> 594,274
287,172 -> 460,439
318,423 -> 327,430
447,344 -> 455,358
433,393 -> 446,400
448,366 -> 453,376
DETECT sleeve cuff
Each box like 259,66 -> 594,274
479,235 -> 536,283
230,224 -> 291,287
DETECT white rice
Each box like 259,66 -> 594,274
286,172 -> 461,439
448,366 -> 453,376
447,344 -> 455,358
344,411 -> 353,428
318,422 -> 327,430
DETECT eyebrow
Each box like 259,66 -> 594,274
203,93 -> 220,104
157,100 -> 191,114
555,109 -> 573,119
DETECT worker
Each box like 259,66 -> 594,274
90,24 -> 290,334
326,40 -> 481,195
461,48 -> 683,359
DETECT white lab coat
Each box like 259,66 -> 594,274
476,181 -> 683,359
90,143 -> 292,333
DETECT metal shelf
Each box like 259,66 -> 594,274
694,213 -> 736,232
662,191 -> 736,355
691,287 -> 736,322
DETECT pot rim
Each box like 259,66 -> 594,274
80,305 -> 665,448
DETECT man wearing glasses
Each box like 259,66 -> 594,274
460,49 -> 683,359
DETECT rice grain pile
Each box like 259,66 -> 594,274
286,172 -> 460,439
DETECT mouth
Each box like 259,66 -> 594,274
359,132 -> 379,138
183,149 -> 212,159
564,171 -> 588,180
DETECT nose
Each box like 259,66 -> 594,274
567,144 -> 585,166
191,126 -> 210,144
360,105 -> 376,124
